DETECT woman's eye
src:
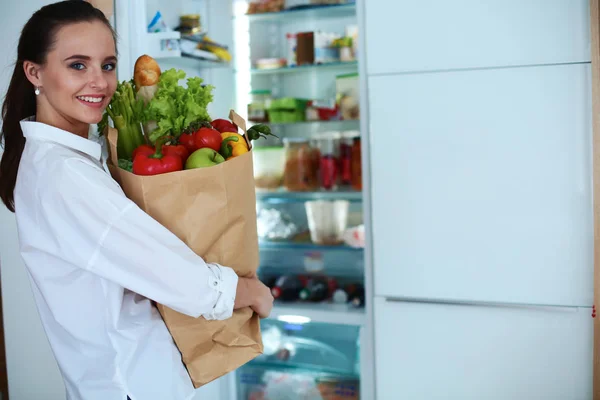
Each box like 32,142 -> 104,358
70,63 -> 85,71
102,63 -> 116,72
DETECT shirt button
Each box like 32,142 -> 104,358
213,281 -> 218,286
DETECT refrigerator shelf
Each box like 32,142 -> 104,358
250,60 -> 358,75
256,189 -> 362,204
270,301 -> 365,326
259,240 -> 363,252
249,118 -> 360,128
244,360 -> 360,380
243,3 -> 357,23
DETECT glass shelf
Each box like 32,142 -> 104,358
250,60 -> 358,75
259,240 -> 363,252
270,301 -> 365,326
244,3 -> 357,23
251,119 -> 360,128
257,189 -> 362,204
159,54 -> 231,69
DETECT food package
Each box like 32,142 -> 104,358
335,73 -> 359,120
105,110 -> 263,388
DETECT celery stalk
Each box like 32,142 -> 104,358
103,81 -> 147,161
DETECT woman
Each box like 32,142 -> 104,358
0,2 -> 273,400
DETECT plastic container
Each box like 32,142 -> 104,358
336,73 -> 360,120
268,98 -> 309,124
255,58 -> 286,69
253,146 -> 285,190
305,200 -> 349,245
248,90 -> 272,123
287,33 -> 297,67
283,138 -> 319,191
316,376 -> 360,400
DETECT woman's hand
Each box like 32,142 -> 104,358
234,276 -> 274,319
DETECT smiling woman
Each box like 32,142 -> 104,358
23,21 -> 118,137
0,0 -> 117,212
0,2 -> 273,400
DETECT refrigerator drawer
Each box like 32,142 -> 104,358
364,0 -> 589,75
237,319 -> 361,399
369,64 -> 593,306
374,297 -> 593,400
251,319 -> 360,376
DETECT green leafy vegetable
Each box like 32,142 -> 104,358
104,80 -> 146,160
118,158 -> 133,172
143,68 -> 214,144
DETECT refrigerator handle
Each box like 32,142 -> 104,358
384,296 -> 589,313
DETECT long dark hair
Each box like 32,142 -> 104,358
0,1 -> 115,212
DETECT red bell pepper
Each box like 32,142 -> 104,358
132,137 -> 183,176
132,144 -> 154,160
133,143 -> 188,164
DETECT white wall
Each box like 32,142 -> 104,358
0,3 -> 67,399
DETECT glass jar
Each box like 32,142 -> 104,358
253,146 -> 286,191
248,90 -> 272,123
339,130 -> 359,186
315,132 -> 341,191
351,137 -> 362,191
179,14 -> 201,35
283,138 -> 319,191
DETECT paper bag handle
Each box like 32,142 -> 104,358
229,109 -> 252,149
106,127 -> 119,167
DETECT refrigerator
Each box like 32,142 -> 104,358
364,0 -> 595,399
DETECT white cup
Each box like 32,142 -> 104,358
304,200 -> 350,245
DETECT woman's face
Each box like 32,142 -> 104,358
28,21 -> 117,133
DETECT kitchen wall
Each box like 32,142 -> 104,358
0,2 -> 67,399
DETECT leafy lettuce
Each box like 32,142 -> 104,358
143,68 -> 214,143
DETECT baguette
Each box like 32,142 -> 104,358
133,55 -> 161,139
134,54 -> 160,89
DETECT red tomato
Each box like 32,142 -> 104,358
193,127 -> 222,152
211,118 -> 238,133
179,132 -> 196,153
163,144 -> 189,163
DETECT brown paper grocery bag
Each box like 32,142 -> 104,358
105,110 -> 262,388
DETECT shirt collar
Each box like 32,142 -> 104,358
20,117 -> 102,161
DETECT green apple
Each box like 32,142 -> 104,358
185,147 -> 225,169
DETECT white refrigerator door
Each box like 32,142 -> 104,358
374,297 -> 593,400
364,0 -> 590,75
369,63 -> 593,306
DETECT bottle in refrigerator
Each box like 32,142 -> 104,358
332,288 -> 349,304
340,130 -> 359,187
271,275 -> 305,302
351,137 -> 362,191
315,132 -> 341,191
346,283 -> 365,308
298,276 -> 330,302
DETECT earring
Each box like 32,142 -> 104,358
34,87 -> 40,96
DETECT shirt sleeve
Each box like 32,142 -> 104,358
37,157 -> 238,320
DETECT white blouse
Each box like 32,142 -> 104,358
14,119 -> 238,400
